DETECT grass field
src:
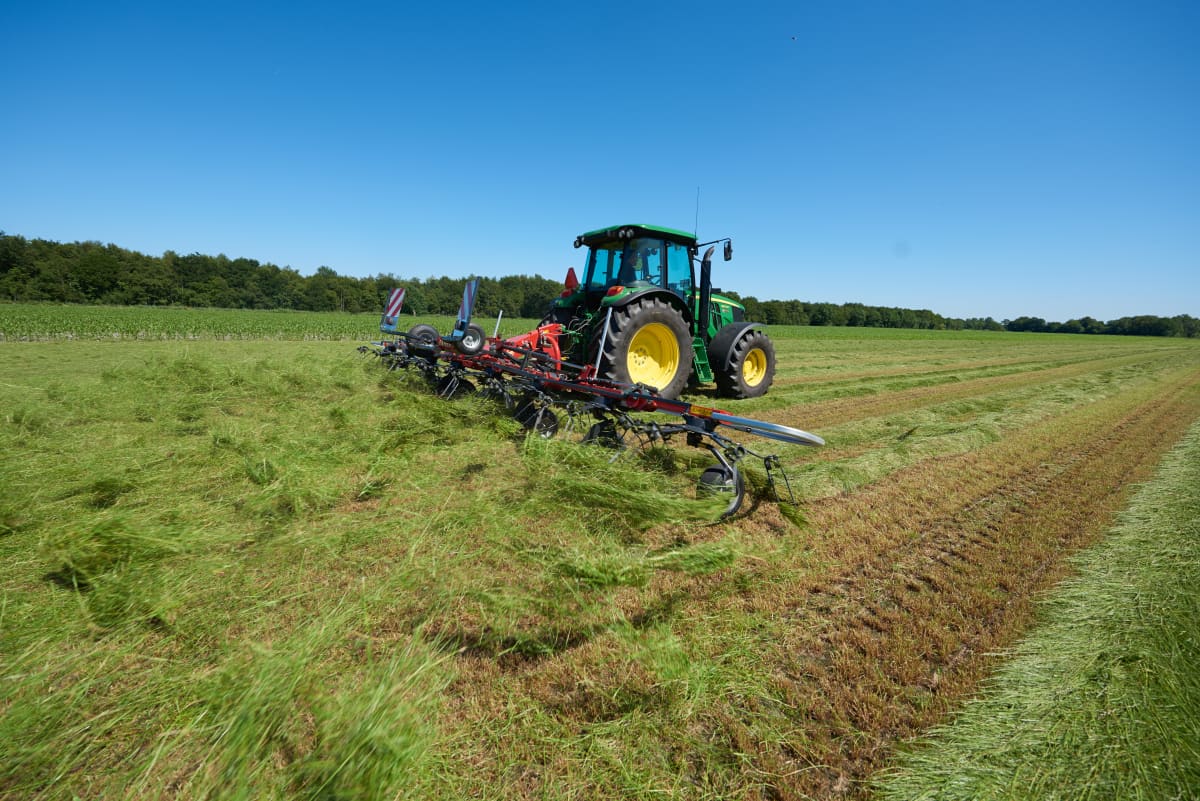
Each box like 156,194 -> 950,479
879,420 -> 1200,800
2,310 -> 1199,800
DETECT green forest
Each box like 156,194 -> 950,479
1,233 -> 1196,337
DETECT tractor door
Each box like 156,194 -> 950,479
665,242 -> 693,300
582,245 -> 620,307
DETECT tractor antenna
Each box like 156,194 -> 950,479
694,186 -> 701,237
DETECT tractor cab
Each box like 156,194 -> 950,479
572,224 -> 697,310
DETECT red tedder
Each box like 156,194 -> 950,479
359,277 -> 822,518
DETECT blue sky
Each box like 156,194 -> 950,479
2,0 -> 1197,321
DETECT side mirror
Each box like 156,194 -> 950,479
723,240 -> 733,261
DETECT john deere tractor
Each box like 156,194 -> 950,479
548,224 -> 775,400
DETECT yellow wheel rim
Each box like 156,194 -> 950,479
627,322 -> 679,390
742,347 -> 768,387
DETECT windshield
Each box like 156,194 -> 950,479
583,237 -> 690,295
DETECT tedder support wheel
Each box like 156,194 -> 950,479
697,463 -> 745,518
596,296 -> 693,399
407,323 -> 440,350
455,323 -> 486,355
407,323 -> 441,365
715,329 -> 776,399
435,374 -> 476,400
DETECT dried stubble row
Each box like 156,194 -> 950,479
769,348 -> 1180,430
700,364 -> 1200,798
756,352 -> 1192,507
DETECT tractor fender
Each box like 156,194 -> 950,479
601,286 -> 692,324
706,322 -> 762,372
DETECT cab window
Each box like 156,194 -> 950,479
585,246 -> 620,290
665,243 -> 691,296
621,240 -> 663,285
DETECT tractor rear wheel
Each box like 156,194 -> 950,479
715,329 -> 775,399
596,297 -> 692,399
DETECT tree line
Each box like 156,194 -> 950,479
727,297 -> 1199,337
1,233 -> 1195,337
1002,314 -> 1200,338
0,234 -> 561,319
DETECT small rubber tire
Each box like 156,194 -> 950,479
697,463 -> 745,518
407,323 -> 440,350
405,323 -> 440,366
582,420 -> 624,449
455,323 -> 487,355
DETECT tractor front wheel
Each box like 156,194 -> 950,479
715,329 -> 776,399
596,297 -> 692,399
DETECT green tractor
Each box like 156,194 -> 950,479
548,223 -> 775,400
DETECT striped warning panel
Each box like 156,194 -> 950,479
385,288 -> 406,317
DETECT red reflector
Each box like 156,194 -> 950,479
606,285 -> 625,297
563,266 -> 579,293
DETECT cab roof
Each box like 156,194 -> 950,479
575,224 -> 698,248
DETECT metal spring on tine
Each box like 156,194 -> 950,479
763,455 -> 797,506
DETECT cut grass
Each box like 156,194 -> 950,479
1,330 -> 1198,800
0,341 -> 739,798
877,420 -> 1200,800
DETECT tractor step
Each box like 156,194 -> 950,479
691,336 -> 714,384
